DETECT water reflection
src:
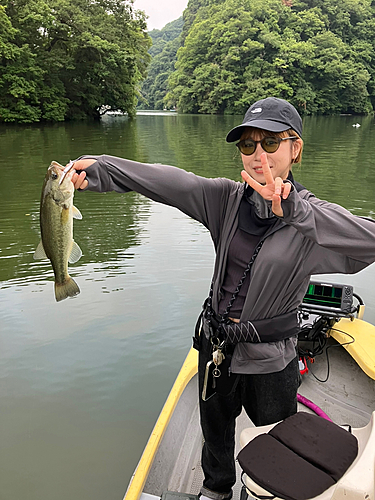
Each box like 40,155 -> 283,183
1,113 -> 375,500
298,114 -> 375,212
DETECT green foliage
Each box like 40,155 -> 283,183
0,4 -> 42,122
0,0 -> 151,123
165,0 -> 375,115
148,17 -> 183,57
181,0 -> 214,43
139,17 -> 183,109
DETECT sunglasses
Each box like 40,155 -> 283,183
236,136 -> 297,155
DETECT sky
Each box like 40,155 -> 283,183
133,0 -> 189,30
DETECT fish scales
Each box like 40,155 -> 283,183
34,161 -> 82,301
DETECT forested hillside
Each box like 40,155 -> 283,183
162,0 -> 375,115
139,17 -> 183,109
0,0 -> 151,123
3,0 -> 375,122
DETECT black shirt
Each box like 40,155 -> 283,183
218,187 -> 277,319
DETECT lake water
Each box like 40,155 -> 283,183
1,112 -> 375,500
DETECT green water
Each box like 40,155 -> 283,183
1,112 -> 375,500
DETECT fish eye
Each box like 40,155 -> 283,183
51,172 -> 58,180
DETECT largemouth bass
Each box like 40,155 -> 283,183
34,161 -> 82,301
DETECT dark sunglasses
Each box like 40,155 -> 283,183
236,136 -> 297,155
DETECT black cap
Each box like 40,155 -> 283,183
226,97 -> 302,142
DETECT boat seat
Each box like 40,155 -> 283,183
238,411 -> 375,500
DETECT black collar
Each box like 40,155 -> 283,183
239,171 -> 304,235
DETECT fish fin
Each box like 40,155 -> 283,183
72,206 -> 82,220
55,277 -> 80,302
68,240 -> 82,264
33,240 -> 48,260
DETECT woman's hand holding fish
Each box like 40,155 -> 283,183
71,159 -> 96,190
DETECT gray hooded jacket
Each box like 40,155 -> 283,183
78,155 -> 375,374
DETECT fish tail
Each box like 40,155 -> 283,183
55,276 -> 80,302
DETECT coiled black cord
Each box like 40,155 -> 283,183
306,328 -> 355,383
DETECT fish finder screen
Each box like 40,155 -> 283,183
303,283 -> 342,308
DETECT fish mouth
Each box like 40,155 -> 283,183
50,161 -> 65,172
48,161 -> 75,185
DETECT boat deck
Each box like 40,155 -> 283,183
141,338 -> 375,500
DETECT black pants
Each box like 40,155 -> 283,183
198,333 -> 300,498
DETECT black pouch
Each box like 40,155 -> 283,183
195,303 -> 240,400
192,309 -> 204,351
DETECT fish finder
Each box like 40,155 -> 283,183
298,281 -> 362,360
300,281 -> 354,316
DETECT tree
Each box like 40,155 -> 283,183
139,17 -> 183,109
0,0 -> 151,122
165,0 -> 375,115
0,3 -> 46,122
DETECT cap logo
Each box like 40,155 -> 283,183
251,107 -> 262,114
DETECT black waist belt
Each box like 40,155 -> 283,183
204,309 -> 299,344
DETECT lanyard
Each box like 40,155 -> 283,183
206,239 -> 264,332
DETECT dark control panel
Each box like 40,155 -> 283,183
302,281 -> 354,315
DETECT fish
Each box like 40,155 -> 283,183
33,161 -> 82,301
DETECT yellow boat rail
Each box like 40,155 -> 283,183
124,347 -> 198,500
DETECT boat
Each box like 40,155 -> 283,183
124,282 -> 375,500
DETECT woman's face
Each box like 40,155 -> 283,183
240,129 -> 302,184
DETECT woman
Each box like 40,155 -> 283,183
71,97 -> 375,500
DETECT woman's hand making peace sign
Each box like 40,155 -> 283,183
241,152 -> 292,218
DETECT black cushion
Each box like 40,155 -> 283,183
269,412 -> 358,482
237,412 -> 358,500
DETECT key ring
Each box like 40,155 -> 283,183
211,338 -> 225,348
210,336 -> 221,348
